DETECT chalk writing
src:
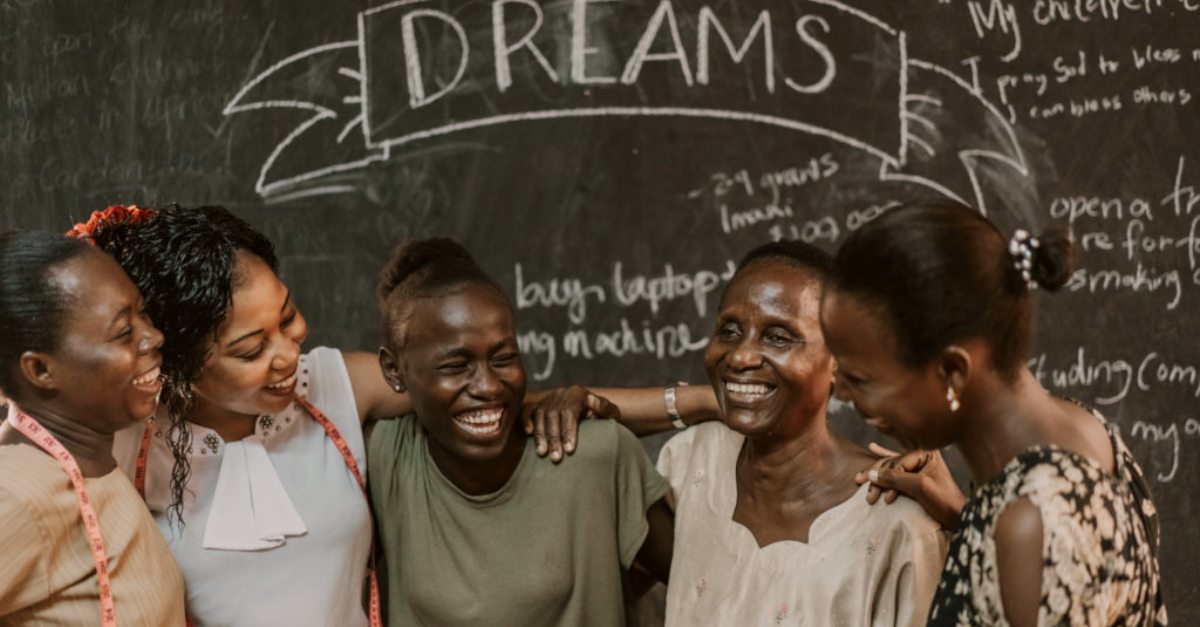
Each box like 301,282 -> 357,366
224,0 -> 1031,213
518,319 -> 710,381
1123,418 -> 1200,483
1033,349 -> 1200,404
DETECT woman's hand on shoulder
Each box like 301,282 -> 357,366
523,386 -> 620,462
854,443 -> 966,531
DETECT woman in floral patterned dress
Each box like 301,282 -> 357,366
820,201 -> 1167,627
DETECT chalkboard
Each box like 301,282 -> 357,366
3,0 -> 1198,620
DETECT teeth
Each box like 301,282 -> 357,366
725,382 -> 772,396
455,408 -> 503,435
133,367 -> 161,386
266,374 -> 297,390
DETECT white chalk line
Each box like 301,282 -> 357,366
905,93 -> 943,107
878,160 -> 969,206
909,135 -> 936,158
224,40 -> 358,116
903,111 -> 938,133
366,107 -> 899,168
805,0 -> 897,36
337,114 -> 365,143
265,185 -> 360,204
907,58 -> 1030,212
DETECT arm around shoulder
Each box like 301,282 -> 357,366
343,350 -> 413,424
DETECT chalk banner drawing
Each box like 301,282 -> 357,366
224,0 -> 1029,211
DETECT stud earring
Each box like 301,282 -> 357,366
392,385 -> 402,393
946,386 -> 960,412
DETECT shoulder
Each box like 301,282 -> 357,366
368,415 -> 419,454
0,447 -> 60,537
657,421 -> 735,478
301,346 -> 349,389
857,484 -> 946,548
567,419 -> 627,463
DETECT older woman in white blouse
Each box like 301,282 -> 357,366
653,241 -> 946,627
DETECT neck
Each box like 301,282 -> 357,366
4,403 -> 117,478
954,369 -> 1058,487
738,413 -> 850,500
188,398 -> 258,442
429,426 -> 526,496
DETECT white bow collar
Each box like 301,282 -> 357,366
202,433 -> 307,551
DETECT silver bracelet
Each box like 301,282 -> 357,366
665,383 -> 688,430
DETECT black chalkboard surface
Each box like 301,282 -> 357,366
3,0 -> 1198,621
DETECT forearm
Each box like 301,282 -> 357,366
589,385 -> 720,437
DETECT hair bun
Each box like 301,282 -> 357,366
1030,227 -> 1074,292
377,237 -> 477,303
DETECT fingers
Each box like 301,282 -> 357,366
867,442 -> 900,458
585,393 -> 621,421
561,407 -> 578,455
531,408 -> 549,457
865,483 -> 882,505
869,467 -> 923,500
544,409 -> 564,462
897,450 -> 935,473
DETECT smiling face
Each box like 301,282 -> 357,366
704,262 -> 834,438
47,248 -> 164,431
190,252 -> 307,421
387,282 -> 526,467
819,288 -> 956,450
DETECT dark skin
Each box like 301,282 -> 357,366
0,248 -> 164,478
705,262 -> 874,546
821,288 -> 1115,627
378,283 -> 674,582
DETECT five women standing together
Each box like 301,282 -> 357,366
0,199 -> 1167,626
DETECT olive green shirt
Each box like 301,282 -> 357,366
368,418 -> 668,627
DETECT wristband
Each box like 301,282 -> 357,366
665,383 -> 688,429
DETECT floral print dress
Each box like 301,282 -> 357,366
927,412 -> 1168,626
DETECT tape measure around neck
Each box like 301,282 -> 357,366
10,406 -> 118,627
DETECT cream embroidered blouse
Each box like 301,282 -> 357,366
657,422 -> 948,627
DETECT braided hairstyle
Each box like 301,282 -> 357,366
377,237 -> 510,351
80,204 -> 279,526
0,231 -> 94,400
828,200 -> 1073,380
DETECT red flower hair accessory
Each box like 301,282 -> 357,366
66,205 -> 156,243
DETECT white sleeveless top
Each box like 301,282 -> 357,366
113,347 -> 371,627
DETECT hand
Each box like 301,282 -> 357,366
523,386 -> 620,462
854,443 -> 967,531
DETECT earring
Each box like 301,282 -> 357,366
946,386 -> 960,412
392,385 -> 402,393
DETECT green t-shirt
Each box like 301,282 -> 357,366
367,417 -> 669,627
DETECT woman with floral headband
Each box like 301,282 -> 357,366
69,204 -> 714,626
821,201 -> 1167,626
